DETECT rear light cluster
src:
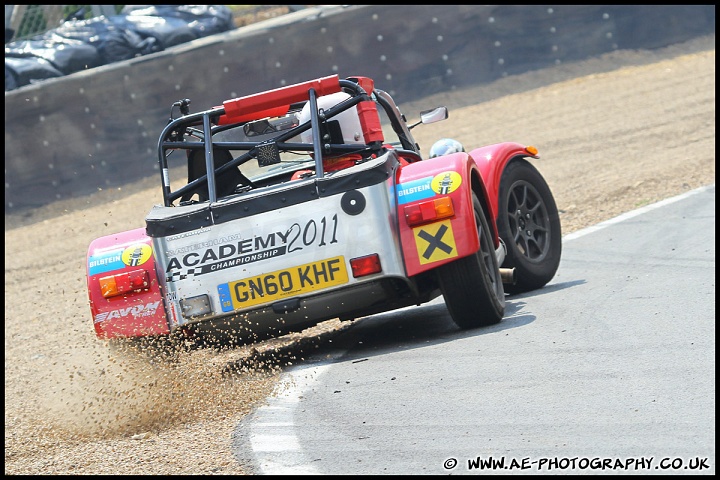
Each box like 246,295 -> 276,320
99,269 -> 149,298
404,196 -> 454,227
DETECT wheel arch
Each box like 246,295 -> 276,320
469,165 -> 501,249
396,151 -> 500,276
87,227 -> 170,339
468,142 -> 540,224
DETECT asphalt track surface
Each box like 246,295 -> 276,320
234,184 -> 716,475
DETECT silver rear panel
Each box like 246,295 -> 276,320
150,156 -> 408,329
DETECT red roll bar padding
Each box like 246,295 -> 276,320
347,76 -> 374,96
357,100 -> 384,143
219,75 -> 342,124
216,105 -> 289,125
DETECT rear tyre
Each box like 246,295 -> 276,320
437,192 -> 505,329
497,159 -> 562,294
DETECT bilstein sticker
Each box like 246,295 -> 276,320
397,177 -> 434,205
88,250 -> 124,276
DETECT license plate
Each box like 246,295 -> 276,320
218,256 -> 348,311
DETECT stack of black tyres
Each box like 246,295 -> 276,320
4,5 -> 234,92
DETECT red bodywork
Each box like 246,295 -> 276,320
86,227 -> 168,339
469,142 -> 540,222
397,152 -> 480,277
395,143 -> 537,277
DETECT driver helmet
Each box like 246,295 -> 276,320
299,91 -> 365,145
429,138 -> 465,158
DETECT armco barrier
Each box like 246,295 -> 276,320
4,5 -> 715,213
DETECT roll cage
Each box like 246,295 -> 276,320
157,75 -> 422,207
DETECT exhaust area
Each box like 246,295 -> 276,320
495,240 -> 516,284
500,267 -> 516,285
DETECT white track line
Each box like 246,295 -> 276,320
562,184 -> 714,242
250,359 -> 339,475
248,183 -> 715,474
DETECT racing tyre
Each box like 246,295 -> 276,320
497,159 -> 562,294
437,192 -> 505,329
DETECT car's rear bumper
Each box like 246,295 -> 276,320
186,276 -> 440,343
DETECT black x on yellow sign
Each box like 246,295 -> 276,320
413,220 -> 458,265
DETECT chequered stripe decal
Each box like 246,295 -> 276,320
166,268 -> 200,282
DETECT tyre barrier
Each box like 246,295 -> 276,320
4,5 -> 714,213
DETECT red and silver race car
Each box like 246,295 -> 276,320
86,74 -> 561,345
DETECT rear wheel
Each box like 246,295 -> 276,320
497,159 -> 562,294
437,192 -> 505,329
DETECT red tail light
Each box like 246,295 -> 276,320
350,254 -> 382,278
99,269 -> 150,298
404,196 -> 454,227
